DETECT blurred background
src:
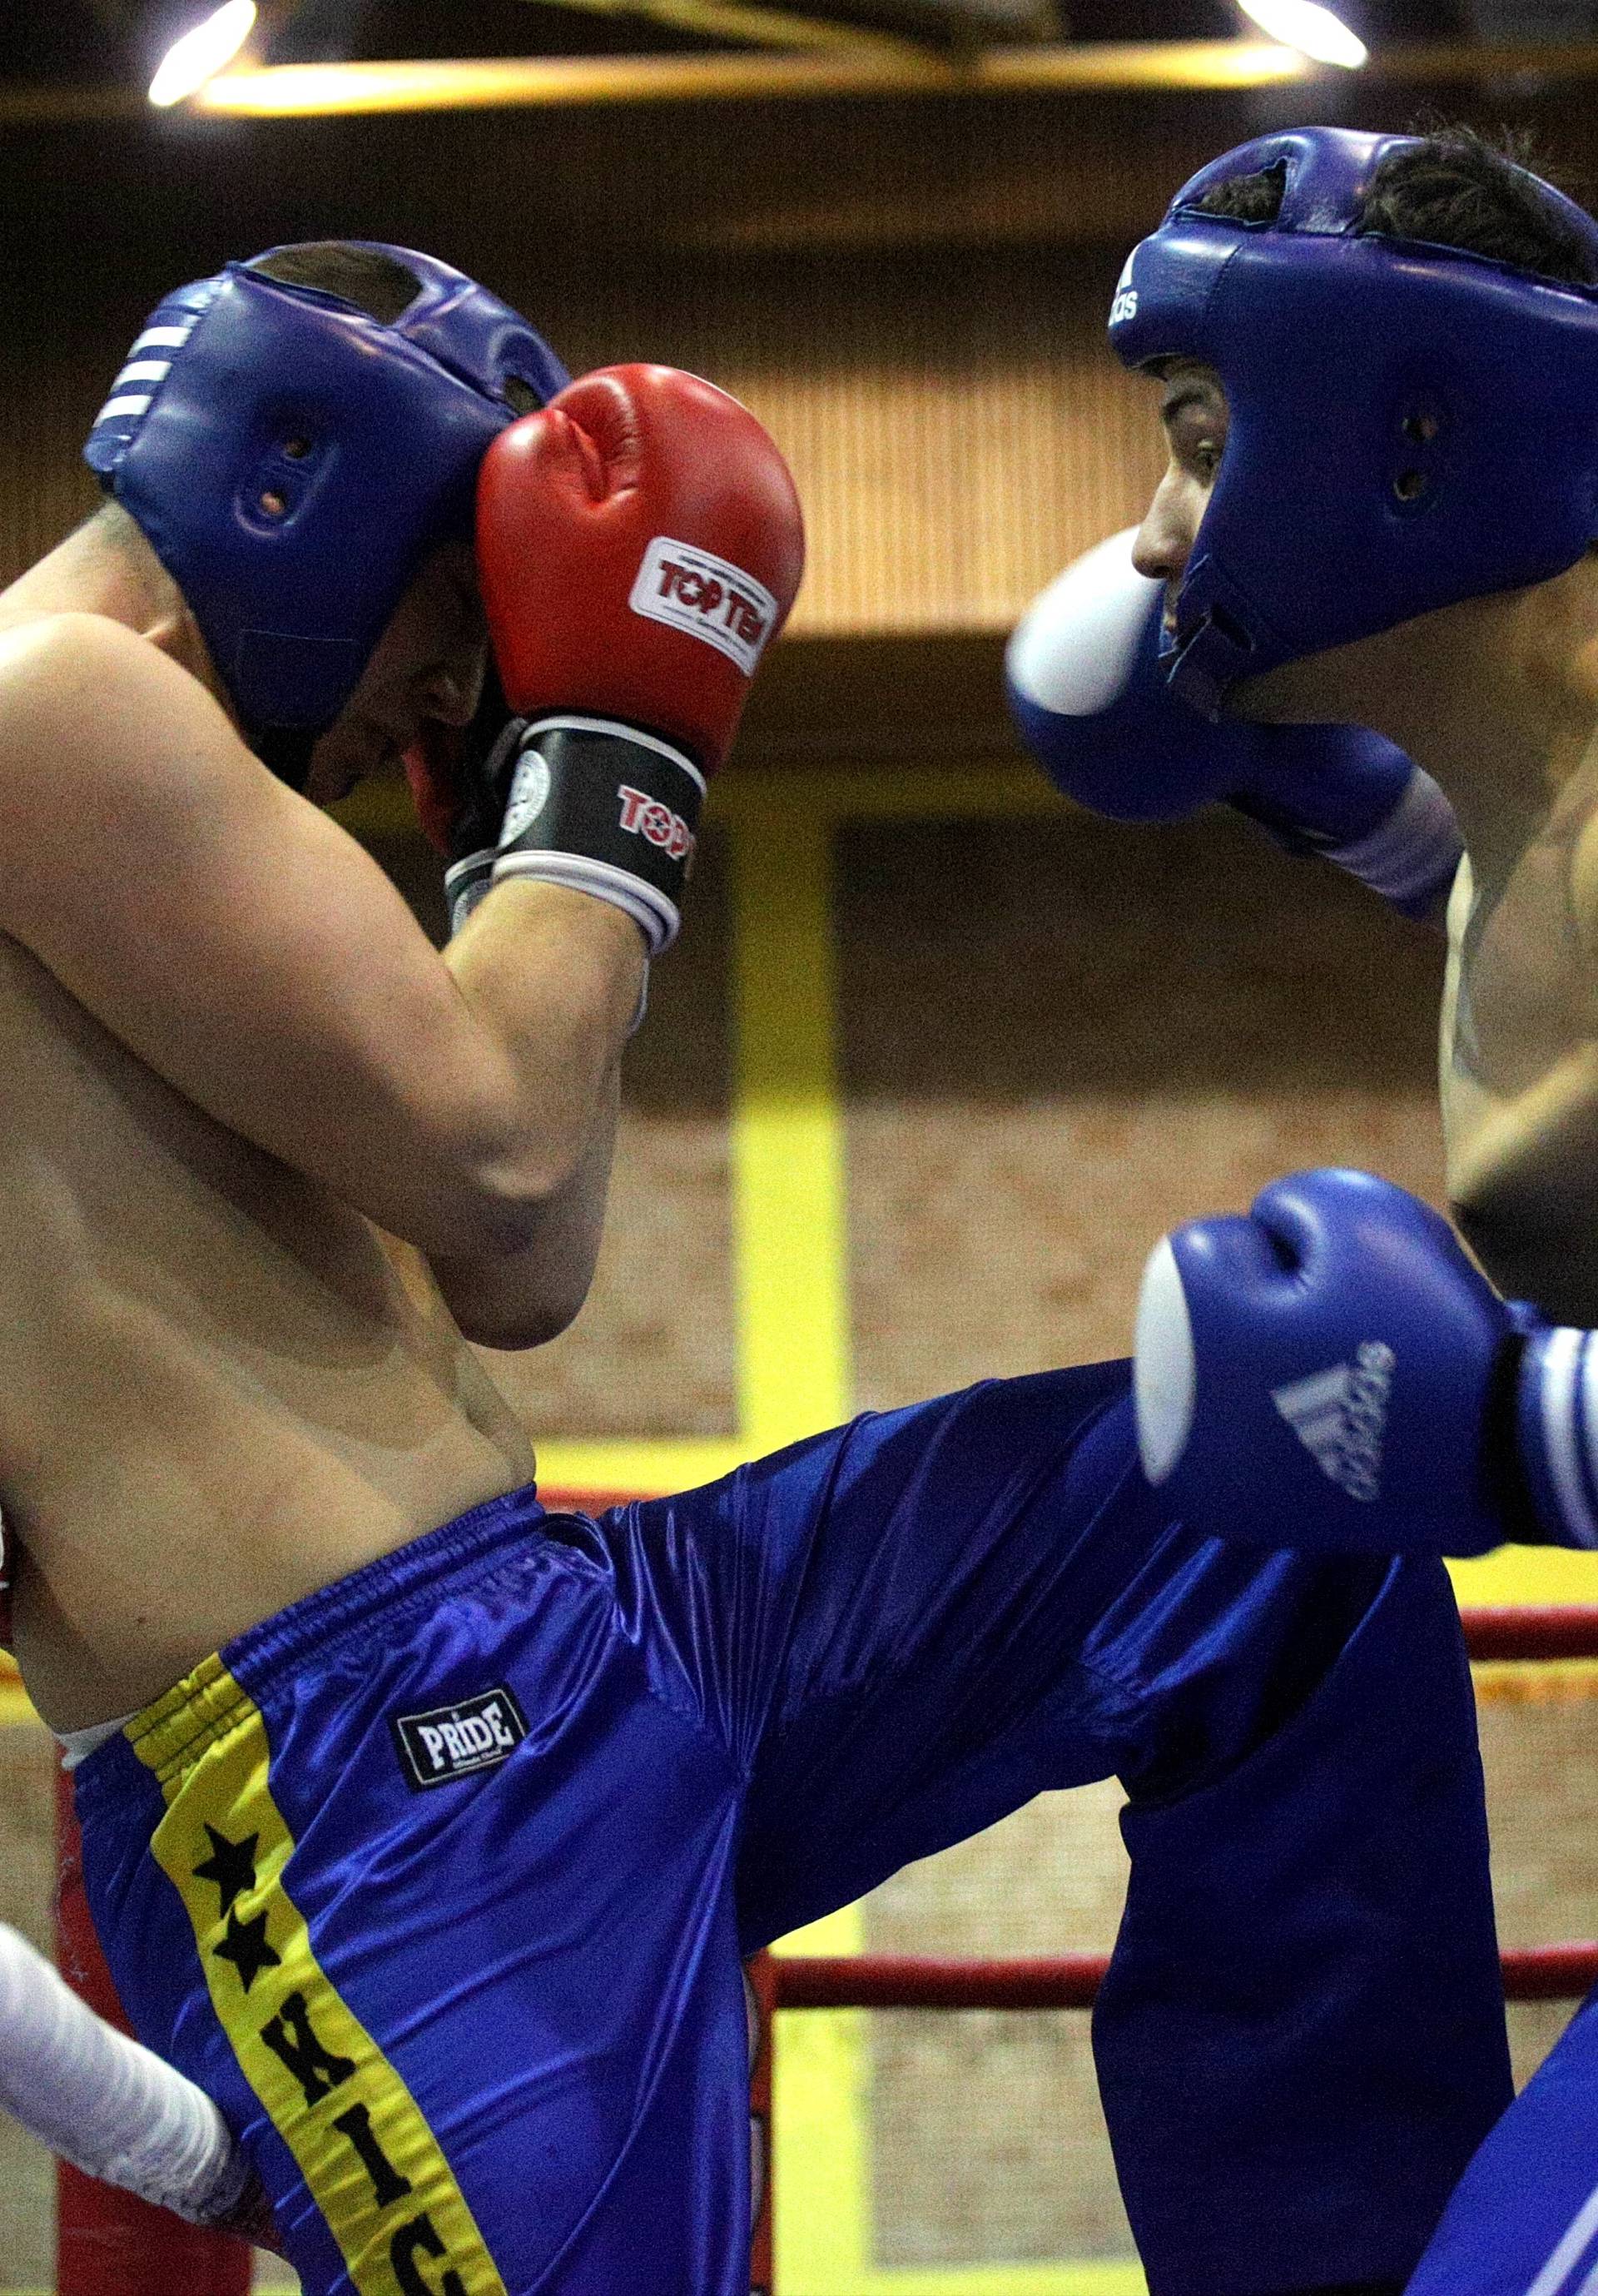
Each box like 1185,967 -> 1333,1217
7,2 -> 1598,2289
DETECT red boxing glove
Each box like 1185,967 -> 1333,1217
479,364 -> 803,772
403,667 -> 529,935
403,720 -> 466,858
473,365 -> 804,950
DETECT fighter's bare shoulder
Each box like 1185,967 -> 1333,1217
0,613 -> 270,938
0,609 -> 236,778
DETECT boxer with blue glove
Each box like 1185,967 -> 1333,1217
1006,527 -> 1462,922
1107,126 -> 1598,1332
1109,121 -> 1598,2296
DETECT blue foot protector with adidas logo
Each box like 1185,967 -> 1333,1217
72,1363 -> 1509,2295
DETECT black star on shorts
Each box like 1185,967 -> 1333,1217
212,1907 -> 282,1995
192,1826 -> 261,1918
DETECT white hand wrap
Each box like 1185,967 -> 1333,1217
1323,763 -> 1462,912
0,1922 -> 247,2223
1519,1325 -> 1598,1551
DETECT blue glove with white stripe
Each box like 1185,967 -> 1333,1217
1005,530 -> 1462,920
1133,1166 -> 1598,1557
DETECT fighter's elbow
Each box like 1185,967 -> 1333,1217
428,1127 -> 588,1261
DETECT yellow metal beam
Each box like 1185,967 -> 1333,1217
8,37 -> 1598,125
184,37 -> 1598,114
190,41 -> 1303,113
9,37 -> 1598,126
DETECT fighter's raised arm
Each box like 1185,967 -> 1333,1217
1006,525 -> 1462,922
0,361 -> 800,1312
414,363 -> 804,1339
0,604 -> 639,1270
0,261 -> 799,1304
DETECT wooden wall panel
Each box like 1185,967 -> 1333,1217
836,810 -> 1448,1404
2,244 -> 1163,637
13,77 -> 1598,635
0,87 -> 1271,635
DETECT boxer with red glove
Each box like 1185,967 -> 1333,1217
413,365 -> 802,947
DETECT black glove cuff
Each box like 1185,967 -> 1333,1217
1483,1329 -> 1544,1543
490,716 -> 705,954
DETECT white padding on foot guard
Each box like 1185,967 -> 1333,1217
0,1922 -> 246,2222
1134,1238 -> 1197,1486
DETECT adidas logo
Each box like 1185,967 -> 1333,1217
1270,1341 -> 1395,1503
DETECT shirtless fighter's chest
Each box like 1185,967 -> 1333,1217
1443,827 -> 1597,1129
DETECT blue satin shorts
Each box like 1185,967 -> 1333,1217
73,1361 -> 1510,2296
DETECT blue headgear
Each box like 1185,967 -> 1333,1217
86,245 -> 569,779
1108,127 -> 1598,716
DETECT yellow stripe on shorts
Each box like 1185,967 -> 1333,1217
129,1653 -> 506,2296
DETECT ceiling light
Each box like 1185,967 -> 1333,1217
149,1 -> 258,107
1234,0 -> 1367,67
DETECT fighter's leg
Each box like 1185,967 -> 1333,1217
626,1362 -> 1509,2296
1097,1523 -> 1507,2296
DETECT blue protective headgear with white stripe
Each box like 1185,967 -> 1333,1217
1108,127 -> 1598,717
86,245 -> 570,782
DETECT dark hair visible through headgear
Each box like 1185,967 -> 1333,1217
249,242 -> 425,323
1195,125 -> 1598,284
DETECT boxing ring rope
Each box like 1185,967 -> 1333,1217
37,1599 -> 1598,2290
1457,1608 -> 1598,1659
768,1941 -> 1598,2014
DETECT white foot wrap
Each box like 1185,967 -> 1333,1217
0,1922 -> 246,2222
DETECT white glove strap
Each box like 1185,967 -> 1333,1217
1005,529 -> 1152,714
1521,1326 -> 1598,1549
1325,766 -> 1462,910
450,856 -> 653,1034
490,849 -> 679,957
443,851 -> 495,937
0,1922 -> 247,2223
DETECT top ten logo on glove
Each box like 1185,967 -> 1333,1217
629,536 -> 778,677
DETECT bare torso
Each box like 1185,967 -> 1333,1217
1441,754 -> 1598,1323
0,934 -> 533,1732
